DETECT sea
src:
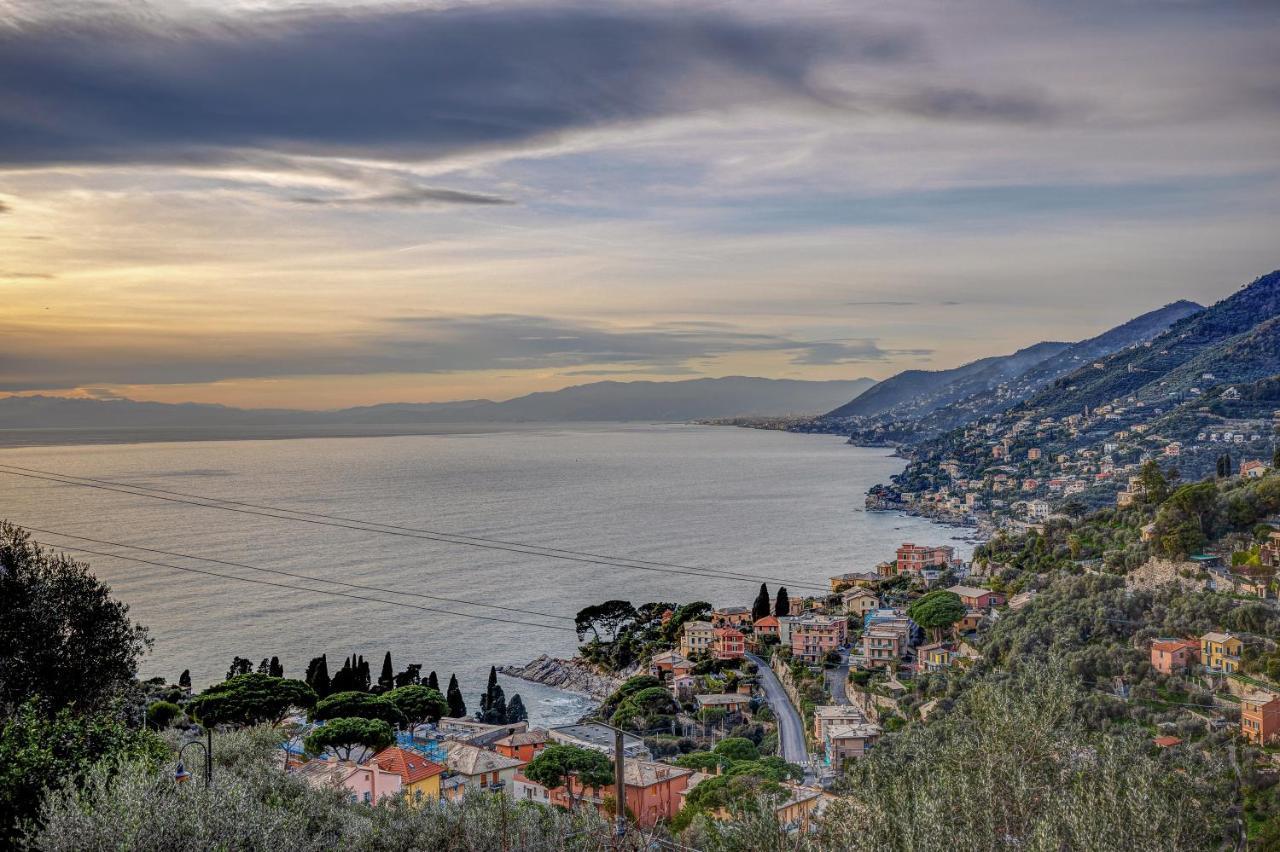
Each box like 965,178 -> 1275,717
0,423 -> 971,727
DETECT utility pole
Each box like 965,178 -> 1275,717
613,727 -> 627,841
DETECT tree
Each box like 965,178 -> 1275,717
377,652 -> 394,693
256,658 -> 270,675
145,700 -> 183,730
1217,452 -> 1233,479
305,654 -> 331,698
907,590 -> 967,642
426,671 -> 440,692
752,583 -> 771,621
226,657 -> 253,680
269,656 -> 283,678
187,673 -> 317,728
0,701 -> 167,845
774,587 -> 790,617
384,684 -> 448,735
311,691 -> 406,726
393,663 -> 421,688
303,716 -> 394,763
1273,445 -> 1280,470
446,674 -> 466,718
0,523 -> 151,715
506,694 -> 528,724
523,744 -> 614,811
1138,460 -> 1170,504
610,686 -> 678,732
178,669 -> 192,691
477,666 -> 508,724
713,737 -> 760,763
574,600 -> 638,643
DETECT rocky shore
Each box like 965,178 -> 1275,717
497,655 -> 624,702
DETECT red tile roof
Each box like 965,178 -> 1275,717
372,746 -> 445,784
1153,736 -> 1183,748
754,616 -> 779,628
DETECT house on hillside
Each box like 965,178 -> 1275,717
493,729 -> 550,763
296,756 -> 402,805
842,587 -> 879,617
1242,691 -> 1280,745
1200,632 -> 1243,674
370,746 -> 444,803
712,626 -> 746,661
1149,638 -> 1199,675
551,760 -> 694,828
680,620 -> 715,657
712,606 -> 751,627
443,742 -> 525,797
1242,459 -> 1268,479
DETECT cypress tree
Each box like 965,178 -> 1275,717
446,673 -> 466,718
427,671 -> 440,691
257,658 -> 270,675
1273,445 -> 1280,470
269,656 -> 283,678
378,652 -> 394,692
356,655 -> 371,692
178,669 -> 191,690
305,654 -> 331,697
506,694 -> 527,724
774,586 -> 790,617
752,583 -> 770,621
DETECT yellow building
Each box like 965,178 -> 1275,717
680,620 -> 716,657
1200,631 -> 1243,673
370,746 -> 444,803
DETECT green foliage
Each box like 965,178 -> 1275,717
906,590 -> 966,640
523,744 -> 614,804
302,717 -> 394,762
446,674 -> 466,718
712,737 -> 759,763
774,587 -> 790,617
599,675 -> 663,720
145,700 -> 183,730
674,751 -> 730,772
0,700 -> 167,844
0,522 -> 152,715
383,685 -> 447,733
609,686 -> 679,733
188,673 -> 317,728
752,583 -> 771,621
312,690 -> 405,726
573,600 -> 638,643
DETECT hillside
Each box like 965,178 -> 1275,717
0,376 -> 876,432
822,342 -> 1070,420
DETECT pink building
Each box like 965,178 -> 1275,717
895,543 -> 956,575
296,757 -> 403,804
790,616 -> 845,663
1149,638 -> 1199,675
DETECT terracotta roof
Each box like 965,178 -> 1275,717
372,746 -> 445,784
946,585 -> 994,599
445,742 -> 525,776
1153,736 -> 1183,748
753,615 -> 779,628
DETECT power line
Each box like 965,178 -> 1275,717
33,539 -> 581,634
19,524 -> 573,622
0,464 -> 829,592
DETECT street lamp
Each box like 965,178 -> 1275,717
175,727 -> 213,785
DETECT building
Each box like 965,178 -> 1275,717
814,705 -> 866,742
712,606 -> 751,627
1200,631 -> 1243,674
296,756 -> 403,805
858,612 -> 911,670
551,760 -> 693,828
680,620 -> 716,657
790,615 -> 847,663
649,649 -> 694,683
1263,531 -> 1280,569
773,785 -> 834,833
443,742 -> 526,796
1027,448 -> 1041,461
823,722 -> 881,772
1241,691 -> 1280,745
829,570 -> 879,592
694,693 -> 753,719
896,543 -> 957,576
1241,460 -> 1268,479
1027,500 -> 1051,521
946,585 -> 1006,610
548,723 -> 651,760
712,626 -> 746,660
917,641 -> 958,672
1149,638 -> 1199,675
435,717 -> 529,748
842,587 -> 879,617
370,746 -> 444,803
493,729 -> 550,763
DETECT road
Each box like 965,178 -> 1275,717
746,652 -> 811,780
826,651 -> 851,705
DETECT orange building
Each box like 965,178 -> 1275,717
552,761 -> 693,828
494,729 -> 550,763
1242,692 -> 1280,745
1149,638 -> 1198,675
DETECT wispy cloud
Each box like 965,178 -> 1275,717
0,313 -> 917,391
291,186 -> 514,207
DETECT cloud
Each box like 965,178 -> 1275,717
0,313 -> 915,391
0,200 -> 9,213
0,4 -> 914,169
291,186 -> 514,207
0,271 -> 54,280
889,86 -> 1074,125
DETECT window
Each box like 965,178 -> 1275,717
363,791 -> 372,803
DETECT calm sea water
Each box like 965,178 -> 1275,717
0,423 -> 969,726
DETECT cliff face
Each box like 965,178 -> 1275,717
498,654 -> 625,700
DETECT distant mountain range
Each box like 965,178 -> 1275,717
0,376 -> 877,431
812,298 -> 1205,443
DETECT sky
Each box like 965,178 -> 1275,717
0,0 -> 1278,409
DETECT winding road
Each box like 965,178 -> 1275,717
746,652 -> 811,779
